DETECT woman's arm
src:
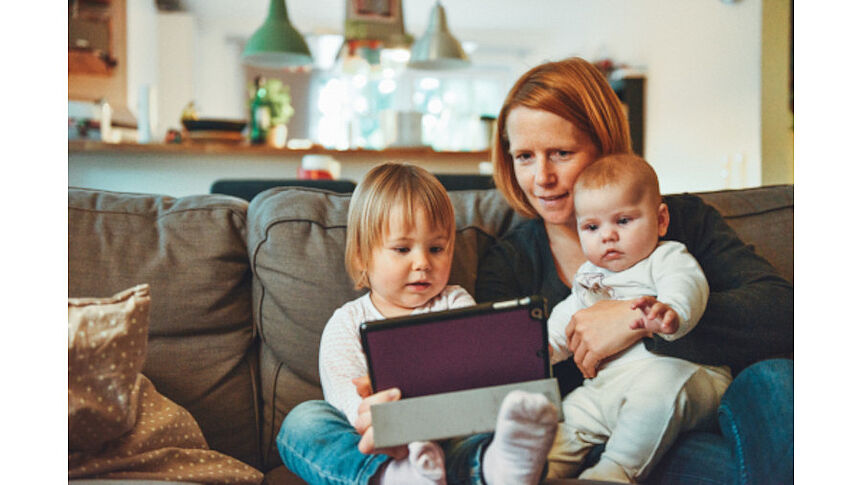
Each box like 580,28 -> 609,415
651,195 -> 793,374
475,220 -> 570,306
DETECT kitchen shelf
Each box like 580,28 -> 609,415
68,140 -> 490,161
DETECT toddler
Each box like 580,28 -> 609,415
545,154 -> 732,483
282,162 -> 559,485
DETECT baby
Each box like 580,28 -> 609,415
545,154 -> 732,483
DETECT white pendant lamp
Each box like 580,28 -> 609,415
408,1 -> 469,70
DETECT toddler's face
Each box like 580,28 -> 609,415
366,207 -> 453,317
574,183 -> 668,272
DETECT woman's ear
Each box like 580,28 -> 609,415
657,202 -> 670,237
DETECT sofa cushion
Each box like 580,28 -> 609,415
693,184 -> 793,283
68,188 -> 261,468
246,187 -> 526,468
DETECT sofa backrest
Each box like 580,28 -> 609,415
246,187 -> 527,469
68,188 -> 262,469
693,184 -> 793,283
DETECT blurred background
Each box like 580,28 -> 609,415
67,0 -> 793,196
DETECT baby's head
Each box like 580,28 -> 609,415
345,162 -> 456,316
574,154 -> 669,272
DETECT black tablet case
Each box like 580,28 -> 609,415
360,295 -> 549,399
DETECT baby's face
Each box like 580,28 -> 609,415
574,184 -> 668,272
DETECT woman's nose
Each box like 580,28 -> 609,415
534,158 -> 555,187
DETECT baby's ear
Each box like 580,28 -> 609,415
657,202 -> 670,237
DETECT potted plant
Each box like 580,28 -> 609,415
248,78 -> 295,148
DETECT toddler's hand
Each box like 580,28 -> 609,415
631,296 -> 679,335
354,385 -> 408,459
352,375 -> 372,398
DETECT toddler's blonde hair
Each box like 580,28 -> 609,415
345,162 -> 455,290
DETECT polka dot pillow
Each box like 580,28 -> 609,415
69,284 -> 151,451
69,285 -> 263,484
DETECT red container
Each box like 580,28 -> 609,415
296,168 -> 334,180
298,154 -> 339,180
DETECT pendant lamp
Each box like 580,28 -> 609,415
408,1 -> 469,70
242,0 -> 312,68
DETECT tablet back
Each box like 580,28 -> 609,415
360,295 -> 549,398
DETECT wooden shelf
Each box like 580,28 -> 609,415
68,140 -> 490,160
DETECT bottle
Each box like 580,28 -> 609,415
249,76 -> 271,144
99,98 -> 113,143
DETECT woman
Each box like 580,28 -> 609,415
477,57 -> 793,483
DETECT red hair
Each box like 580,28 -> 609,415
492,57 -> 633,218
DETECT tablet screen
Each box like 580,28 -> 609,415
360,296 -> 549,398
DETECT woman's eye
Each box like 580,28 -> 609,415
392,247 -> 409,254
430,246 -> 444,254
513,153 -> 532,163
551,150 -> 574,161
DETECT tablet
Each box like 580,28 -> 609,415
360,295 -> 550,399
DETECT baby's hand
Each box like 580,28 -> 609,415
631,296 -> 679,335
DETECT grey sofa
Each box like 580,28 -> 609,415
68,184 -> 793,484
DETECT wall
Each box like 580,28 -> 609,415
496,0 -> 765,192
760,0 -> 793,185
125,0 -> 158,128
155,12 -> 196,139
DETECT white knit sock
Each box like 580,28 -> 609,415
482,390 -> 559,485
373,441 -> 447,485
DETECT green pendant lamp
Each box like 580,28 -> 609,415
242,0 -> 312,68
408,0 -> 469,70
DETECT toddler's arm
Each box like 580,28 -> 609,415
318,307 -> 369,425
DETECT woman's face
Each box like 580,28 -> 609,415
506,107 -> 600,227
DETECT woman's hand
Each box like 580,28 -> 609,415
351,376 -> 408,459
565,299 -> 651,378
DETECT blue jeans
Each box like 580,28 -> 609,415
278,359 -> 793,484
649,358 -> 794,485
277,400 -> 493,485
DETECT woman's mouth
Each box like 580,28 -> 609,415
535,192 -> 569,208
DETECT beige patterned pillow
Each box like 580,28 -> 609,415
68,285 -> 262,484
69,284 -> 151,451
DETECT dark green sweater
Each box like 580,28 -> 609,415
476,194 -> 793,392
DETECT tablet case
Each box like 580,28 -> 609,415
360,295 -> 550,399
